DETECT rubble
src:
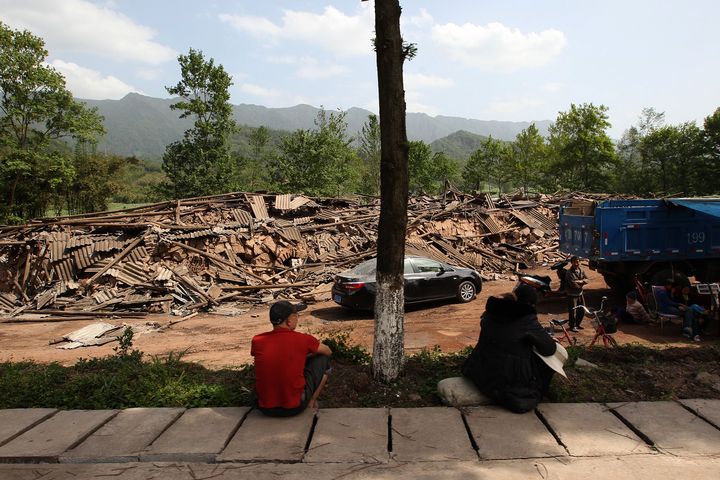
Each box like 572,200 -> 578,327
0,191 -> 579,319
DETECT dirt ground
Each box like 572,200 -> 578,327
1,265 -> 717,369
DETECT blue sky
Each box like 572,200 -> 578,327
1,0 -> 718,137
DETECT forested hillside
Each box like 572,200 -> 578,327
81,93 -> 551,158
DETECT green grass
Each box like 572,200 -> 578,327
0,350 -> 254,409
106,202 -> 153,212
1,337 -> 717,409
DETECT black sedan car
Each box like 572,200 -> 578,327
332,255 -> 482,310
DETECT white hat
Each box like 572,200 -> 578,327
534,343 -> 568,378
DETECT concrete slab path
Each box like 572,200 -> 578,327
0,400 -> 719,472
0,409 -> 56,447
217,408 -> 313,463
679,398 -> 720,429
304,407 -> 388,463
390,407 -> 477,462
537,402 -> 653,457
0,410 -> 116,463
608,401 -> 720,456
140,407 -> 248,463
464,405 -> 566,460
1,454 -> 720,479
61,407 -> 184,463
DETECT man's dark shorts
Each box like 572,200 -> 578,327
258,355 -> 331,417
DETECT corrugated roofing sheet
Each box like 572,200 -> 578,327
231,209 -> 252,225
53,258 -> 76,281
279,226 -> 303,243
288,195 -> 316,210
274,194 -> 291,210
73,244 -> 95,269
248,195 -> 269,219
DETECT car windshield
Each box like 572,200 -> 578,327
348,259 -> 377,276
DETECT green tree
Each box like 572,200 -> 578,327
547,103 -> 616,191
0,22 -> 104,221
274,109 -> 361,196
65,146 -> 130,214
162,48 -> 236,198
408,140 -> 434,194
238,125 -> 271,191
407,141 -> 459,194
508,124 -> 546,196
358,114 -> 381,196
613,108 -> 666,195
462,136 -> 511,192
701,107 -> 720,194
613,126 -> 644,194
640,122 -> 703,194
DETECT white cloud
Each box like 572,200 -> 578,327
217,14 -> 281,38
404,90 -> 440,116
0,0 -> 176,65
405,73 -> 454,89
266,55 -> 349,79
409,8 -> 434,28
236,83 -> 307,107
240,83 -> 281,98
219,5 -> 374,57
431,21 -> 567,72
50,59 -> 137,99
296,64 -> 349,79
487,96 -> 545,116
543,82 -> 565,93
136,68 -> 161,81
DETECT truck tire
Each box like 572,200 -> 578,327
601,273 -> 633,293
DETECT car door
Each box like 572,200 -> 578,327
402,258 -> 423,302
410,257 -> 454,300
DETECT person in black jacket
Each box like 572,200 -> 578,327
462,284 -> 557,413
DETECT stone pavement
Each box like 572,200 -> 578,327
0,400 -> 719,479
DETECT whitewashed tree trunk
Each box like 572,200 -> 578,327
373,272 -> 405,381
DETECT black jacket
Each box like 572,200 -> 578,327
462,296 -> 557,413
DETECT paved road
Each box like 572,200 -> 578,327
1,400 -> 719,479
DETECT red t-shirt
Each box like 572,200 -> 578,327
251,328 -> 320,409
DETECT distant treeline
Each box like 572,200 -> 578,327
2,21 -> 719,224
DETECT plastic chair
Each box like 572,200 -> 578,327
650,285 -> 681,331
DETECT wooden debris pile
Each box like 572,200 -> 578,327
0,191 -> 569,317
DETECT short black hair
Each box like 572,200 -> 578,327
514,283 -> 538,306
269,301 -> 307,325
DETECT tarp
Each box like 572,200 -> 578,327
668,199 -> 720,218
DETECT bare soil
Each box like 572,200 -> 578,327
1,266 -> 717,369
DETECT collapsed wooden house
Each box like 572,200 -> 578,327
0,191 -> 571,321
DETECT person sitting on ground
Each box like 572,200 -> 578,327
625,291 -> 652,324
251,301 -> 332,416
655,280 -> 701,341
461,284 -> 559,413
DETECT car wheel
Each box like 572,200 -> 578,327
457,280 -> 476,303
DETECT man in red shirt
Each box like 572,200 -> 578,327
251,301 -> 332,416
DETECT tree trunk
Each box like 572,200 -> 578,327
372,0 -> 409,382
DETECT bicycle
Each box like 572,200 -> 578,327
574,296 -> 618,347
546,318 -> 578,346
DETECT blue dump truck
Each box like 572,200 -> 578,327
559,198 -> 720,290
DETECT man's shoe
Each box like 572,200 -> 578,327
693,335 -> 701,342
570,327 -> 579,333
576,326 -> 585,330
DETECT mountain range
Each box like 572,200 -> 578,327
81,93 -> 552,159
